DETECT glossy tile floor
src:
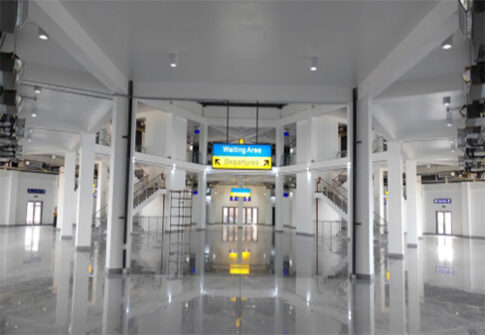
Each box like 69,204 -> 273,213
0,224 -> 484,334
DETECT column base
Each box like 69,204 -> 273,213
274,229 -> 284,233
105,268 -> 123,276
388,253 -> 404,259
406,243 -> 418,248
295,232 -> 315,237
60,235 -> 72,240
352,273 -> 375,282
195,228 -> 206,231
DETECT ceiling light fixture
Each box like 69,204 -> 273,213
310,57 -> 318,72
169,53 -> 178,68
37,27 -> 49,41
33,86 -> 42,94
441,36 -> 453,50
31,110 -> 37,118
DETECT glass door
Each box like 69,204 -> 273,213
436,211 -> 451,235
26,201 -> 43,225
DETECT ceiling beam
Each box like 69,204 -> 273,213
30,0 -> 128,94
359,0 -> 458,99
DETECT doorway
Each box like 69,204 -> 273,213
436,211 -> 451,235
222,207 -> 258,224
26,201 -> 43,225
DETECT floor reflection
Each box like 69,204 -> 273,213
0,226 -> 484,334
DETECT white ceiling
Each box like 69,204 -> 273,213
1,0 -> 467,167
59,0 -> 436,86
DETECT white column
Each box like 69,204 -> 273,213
407,248 -> 421,333
95,161 -> 109,223
274,174 -> 284,231
461,182 -> 472,237
102,276 -> 124,333
353,98 -> 374,278
195,172 -> 207,229
406,160 -> 418,247
295,171 -> 313,235
75,133 -> 96,250
389,260 -> 406,333
56,168 -> 65,230
351,281 -> 375,333
200,122 -> 208,166
70,251 -> 90,333
295,117 -> 314,235
60,151 -> 76,238
106,96 -> 131,272
388,142 -> 404,258
6,170 -> 18,225
265,188 -> 272,225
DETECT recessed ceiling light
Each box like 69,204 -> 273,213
37,27 -> 49,41
52,155 -> 56,159
31,110 -> 37,118
310,56 -> 318,72
441,36 -> 453,50
34,86 -> 42,94
169,53 -> 178,68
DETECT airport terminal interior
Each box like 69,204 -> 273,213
0,0 -> 485,334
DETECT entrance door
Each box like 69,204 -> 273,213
436,211 -> 451,235
26,201 -> 43,225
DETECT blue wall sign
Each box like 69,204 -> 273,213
434,198 -> 451,204
283,192 -> 289,198
27,188 -> 45,194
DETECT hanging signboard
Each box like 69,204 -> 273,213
212,143 -> 272,170
230,187 -> 251,201
434,198 -> 451,204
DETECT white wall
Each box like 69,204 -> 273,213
468,182 -> 485,237
211,185 -> 268,224
0,170 -> 59,225
421,181 -> 485,238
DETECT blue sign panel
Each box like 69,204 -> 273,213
434,198 -> 451,204
27,188 -> 45,194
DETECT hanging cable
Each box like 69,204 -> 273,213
255,101 -> 259,144
226,101 -> 230,143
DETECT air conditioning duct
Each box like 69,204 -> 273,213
0,0 -> 28,34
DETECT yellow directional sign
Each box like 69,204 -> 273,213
212,156 -> 271,170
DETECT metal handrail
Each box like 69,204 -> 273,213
133,174 -> 165,209
317,178 -> 348,212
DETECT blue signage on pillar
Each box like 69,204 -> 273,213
27,188 -> 45,194
434,198 -> 451,204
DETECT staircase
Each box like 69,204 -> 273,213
133,174 -> 166,215
315,177 -> 349,220
92,173 -> 166,233
315,176 -> 387,243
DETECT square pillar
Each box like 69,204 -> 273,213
405,160 -> 418,247
75,133 -> 96,250
295,171 -> 313,235
194,172 -> 207,229
106,95 -> 133,272
274,174 -> 284,231
352,98 -> 374,279
95,161 -> 109,224
60,151 -> 76,238
461,182 -> 472,237
387,142 -> 404,258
